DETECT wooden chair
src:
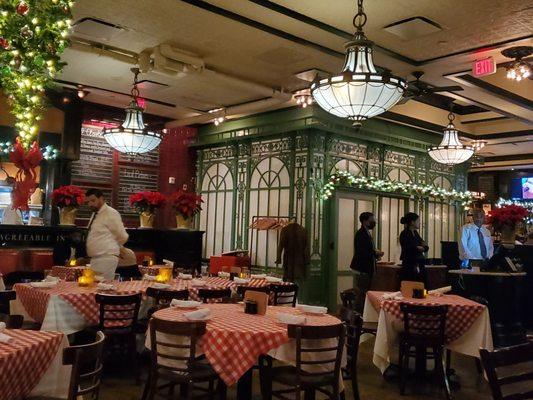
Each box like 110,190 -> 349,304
146,287 -> 189,307
0,290 -> 16,314
64,331 -> 106,400
235,285 -> 270,300
480,342 -> 533,400
399,303 -> 450,399
339,288 -> 377,336
270,283 -> 298,307
339,307 -> 363,400
145,317 -> 226,400
197,288 -> 232,303
94,293 -> 142,381
260,323 -> 346,400
0,312 -> 23,329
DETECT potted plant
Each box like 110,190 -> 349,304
51,185 -> 85,225
487,204 -> 529,244
170,190 -> 203,229
129,191 -> 166,228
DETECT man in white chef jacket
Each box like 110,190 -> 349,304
459,209 -> 494,266
85,188 -> 128,280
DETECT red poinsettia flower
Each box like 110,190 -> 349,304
9,139 -> 43,211
52,185 -> 86,208
487,204 -> 529,229
169,190 -> 203,218
129,191 -> 166,214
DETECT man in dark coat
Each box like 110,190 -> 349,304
275,222 -> 310,281
350,212 -> 383,311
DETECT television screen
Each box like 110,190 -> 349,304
522,177 -> 533,199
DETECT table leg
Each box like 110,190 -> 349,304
237,367 -> 253,400
415,346 -> 427,376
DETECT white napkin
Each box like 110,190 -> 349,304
266,276 -> 283,283
178,273 -> 193,280
382,291 -> 402,300
297,304 -> 327,314
151,283 -> 171,289
184,308 -> 211,321
170,299 -> 202,308
143,274 -> 156,281
94,275 -> 105,282
43,276 -> 60,283
218,272 -> 230,278
428,286 -> 452,296
251,274 -> 266,279
30,281 -> 58,289
0,322 -> 12,343
277,313 -> 306,325
163,259 -> 174,267
233,277 -> 250,285
96,283 -> 115,291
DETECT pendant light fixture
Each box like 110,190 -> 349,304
501,46 -> 532,82
428,112 -> 473,165
103,68 -> 162,155
311,0 -> 407,125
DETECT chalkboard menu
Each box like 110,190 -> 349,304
71,125 -> 114,184
71,122 -> 160,222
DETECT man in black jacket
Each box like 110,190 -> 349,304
350,212 -> 383,311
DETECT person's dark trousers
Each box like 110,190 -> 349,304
354,271 -> 372,313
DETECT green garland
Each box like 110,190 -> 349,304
0,0 -> 73,148
322,170 -> 474,206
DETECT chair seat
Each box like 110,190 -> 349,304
362,321 -> 377,334
271,365 -> 336,387
158,362 -> 219,382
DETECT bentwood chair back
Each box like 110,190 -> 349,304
0,312 -> 23,329
480,342 -> 533,400
63,330 -> 105,400
339,307 -> 363,400
146,287 -> 189,306
0,290 -> 16,314
340,289 -> 357,310
197,288 -> 232,303
262,323 -> 345,399
270,283 -> 298,307
95,293 -> 142,332
145,317 -> 226,400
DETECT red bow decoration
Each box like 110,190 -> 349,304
9,139 -> 43,211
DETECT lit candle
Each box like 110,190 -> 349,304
68,258 -> 77,267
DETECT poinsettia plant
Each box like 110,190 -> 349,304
129,191 -> 166,214
51,185 -> 85,209
170,190 -> 203,219
487,204 -> 529,229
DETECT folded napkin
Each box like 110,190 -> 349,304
170,299 -> 202,308
30,281 -> 58,288
151,283 -> 171,289
184,308 -> 211,321
190,279 -> 205,287
163,259 -> 174,267
297,304 -> 327,314
428,286 -> 452,295
218,272 -> 230,278
265,276 -> 283,283
96,283 -> 115,291
43,276 -> 60,283
251,274 -> 266,279
94,275 -> 105,282
178,273 -> 193,280
277,313 -> 306,325
233,277 -> 250,285
382,291 -> 402,300
143,274 -> 156,281
0,322 -> 12,343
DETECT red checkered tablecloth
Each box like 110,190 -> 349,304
367,291 -> 485,343
152,303 -> 340,385
50,266 -> 85,281
0,329 -> 64,400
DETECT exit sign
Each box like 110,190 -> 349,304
472,57 -> 496,77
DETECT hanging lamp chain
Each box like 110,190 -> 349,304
353,0 -> 367,33
130,67 -> 140,100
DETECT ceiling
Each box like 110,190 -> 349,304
55,0 -> 533,163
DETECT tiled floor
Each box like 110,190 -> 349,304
100,337 -> 491,399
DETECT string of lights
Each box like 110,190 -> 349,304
0,141 -> 59,160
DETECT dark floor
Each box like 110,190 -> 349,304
100,337 -> 491,399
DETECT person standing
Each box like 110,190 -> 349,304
350,212 -> 384,311
85,189 -> 128,281
399,212 -> 428,284
459,209 -> 493,266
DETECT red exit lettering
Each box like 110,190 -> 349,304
472,57 -> 496,77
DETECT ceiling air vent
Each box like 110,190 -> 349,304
72,18 -> 124,41
383,17 -> 442,40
